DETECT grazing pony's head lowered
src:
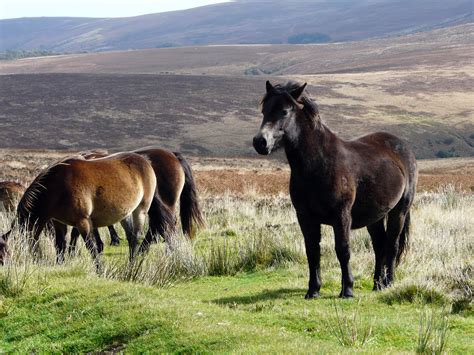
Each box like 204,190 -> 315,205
253,80 -> 319,155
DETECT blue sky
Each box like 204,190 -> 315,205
0,0 -> 231,19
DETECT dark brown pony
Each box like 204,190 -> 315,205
253,81 -> 418,298
0,152 -> 157,264
0,181 -> 25,213
68,148 -> 204,254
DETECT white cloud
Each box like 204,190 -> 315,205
0,0 -> 232,19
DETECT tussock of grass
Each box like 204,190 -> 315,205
327,299 -> 374,348
380,283 -> 447,306
100,238 -> 205,287
205,231 -> 304,276
416,306 -> 450,354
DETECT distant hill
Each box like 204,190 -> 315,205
0,0 -> 472,52
1,24 -> 471,76
0,24 -> 472,159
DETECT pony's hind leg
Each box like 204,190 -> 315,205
69,227 -> 79,256
384,209 -> 408,287
138,193 -> 175,255
121,211 -> 147,261
367,219 -> 386,290
138,227 -> 157,255
333,208 -> 354,298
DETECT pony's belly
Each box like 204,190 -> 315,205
350,196 -> 397,229
90,192 -> 143,227
350,212 -> 386,229
90,204 -> 139,227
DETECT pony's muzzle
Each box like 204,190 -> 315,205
253,136 -> 269,155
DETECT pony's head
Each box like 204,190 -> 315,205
253,81 -> 318,155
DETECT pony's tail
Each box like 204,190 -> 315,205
396,211 -> 411,266
149,190 -> 176,240
173,152 -> 204,239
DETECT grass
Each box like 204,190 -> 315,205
416,306 -> 450,354
0,188 -> 473,352
328,298 -> 374,347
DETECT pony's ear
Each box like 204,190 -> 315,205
290,83 -> 307,101
266,80 -> 274,93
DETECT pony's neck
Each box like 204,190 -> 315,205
284,116 -> 338,174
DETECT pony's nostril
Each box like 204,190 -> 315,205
253,137 -> 266,149
253,136 -> 269,155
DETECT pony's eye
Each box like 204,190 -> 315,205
283,109 -> 290,115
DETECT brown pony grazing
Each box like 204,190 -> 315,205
68,147 -> 204,254
0,152 -> 157,264
0,181 -> 25,212
253,81 -> 418,298
0,181 -> 26,264
75,150 -> 121,247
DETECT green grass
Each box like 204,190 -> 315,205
1,189 -> 473,352
1,268 -> 472,353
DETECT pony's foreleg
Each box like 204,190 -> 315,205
108,225 -> 121,246
296,213 -> 322,299
29,220 -> 47,261
52,221 -> 68,264
333,209 -> 354,298
93,229 -> 104,254
367,219 -> 387,290
76,219 -> 99,262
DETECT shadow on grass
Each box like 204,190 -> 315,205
212,286 -> 366,307
212,288 -> 305,305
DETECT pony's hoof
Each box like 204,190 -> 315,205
305,291 -> 320,299
372,283 -> 384,291
339,290 -> 354,298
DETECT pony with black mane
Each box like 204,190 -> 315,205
253,81 -> 418,298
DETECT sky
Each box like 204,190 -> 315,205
0,0 -> 232,19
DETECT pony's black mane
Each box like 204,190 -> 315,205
16,158 -> 73,221
262,81 -> 320,121
17,170 -> 50,221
